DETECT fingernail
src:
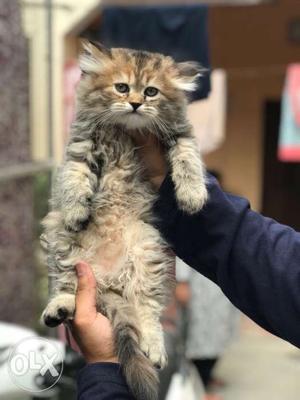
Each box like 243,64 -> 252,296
76,262 -> 86,277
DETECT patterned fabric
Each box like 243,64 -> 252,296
176,258 -> 239,359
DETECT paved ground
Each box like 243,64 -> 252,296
213,318 -> 300,400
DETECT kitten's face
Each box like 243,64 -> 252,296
78,41 -> 202,134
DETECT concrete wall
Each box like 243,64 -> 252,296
21,0 -> 101,163
0,0 -> 36,325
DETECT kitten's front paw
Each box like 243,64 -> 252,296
176,180 -> 208,214
64,204 -> 91,232
42,294 -> 75,327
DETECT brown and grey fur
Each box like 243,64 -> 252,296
41,41 -> 207,400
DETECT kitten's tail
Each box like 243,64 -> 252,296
115,322 -> 159,400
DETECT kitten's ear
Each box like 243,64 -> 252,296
79,39 -> 112,74
174,61 -> 207,92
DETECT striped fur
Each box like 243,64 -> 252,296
41,41 -> 207,400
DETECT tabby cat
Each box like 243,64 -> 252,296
41,40 -> 207,400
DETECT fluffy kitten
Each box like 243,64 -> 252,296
41,40 -> 207,400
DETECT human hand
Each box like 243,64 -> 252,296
133,134 -> 167,189
71,261 -> 118,364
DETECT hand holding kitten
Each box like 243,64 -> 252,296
71,138 -> 166,364
134,134 -> 167,189
72,262 -> 118,364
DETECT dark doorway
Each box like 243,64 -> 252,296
262,101 -> 300,231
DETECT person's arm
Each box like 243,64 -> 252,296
154,174 -> 300,348
72,262 -> 134,400
73,135 -> 300,398
77,363 -> 133,400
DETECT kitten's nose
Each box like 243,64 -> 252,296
130,102 -> 142,111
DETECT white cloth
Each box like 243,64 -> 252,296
176,258 -> 239,359
187,69 -> 227,154
166,363 -> 205,400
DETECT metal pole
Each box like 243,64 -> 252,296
46,0 -> 53,160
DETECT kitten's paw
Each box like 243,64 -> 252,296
141,339 -> 168,370
42,294 -> 75,327
176,180 -> 208,214
64,203 -> 91,232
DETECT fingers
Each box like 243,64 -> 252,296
134,135 -> 167,189
75,261 -> 97,321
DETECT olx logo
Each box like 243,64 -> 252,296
8,337 -> 63,392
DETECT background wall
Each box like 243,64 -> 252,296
21,0 -> 300,211
0,0 -> 35,325
206,0 -> 300,210
21,0 -> 101,163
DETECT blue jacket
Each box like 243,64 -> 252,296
77,174 -> 300,399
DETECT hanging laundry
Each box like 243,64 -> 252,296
92,5 -> 210,101
288,64 -> 300,126
187,69 -> 227,154
278,64 -> 300,162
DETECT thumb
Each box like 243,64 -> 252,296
75,261 -> 97,319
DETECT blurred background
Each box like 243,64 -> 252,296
1,0 -> 300,399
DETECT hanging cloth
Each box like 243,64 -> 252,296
187,69 -> 227,154
94,5 -> 211,101
278,64 -> 300,162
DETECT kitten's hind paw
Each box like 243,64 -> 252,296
41,294 -> 75,327
176,180 -> 208,214
43,307 -> 69,327
141,339 -> 168,370
64,204 -> 91,232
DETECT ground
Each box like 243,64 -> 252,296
214,317 -> 300,400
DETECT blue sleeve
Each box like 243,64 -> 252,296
77,174 -> 300,398
154,174 -> 300,348
77,363 -> 134,400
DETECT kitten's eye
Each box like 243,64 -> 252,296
144,86 -> 159,97
115,83 -> 130,93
